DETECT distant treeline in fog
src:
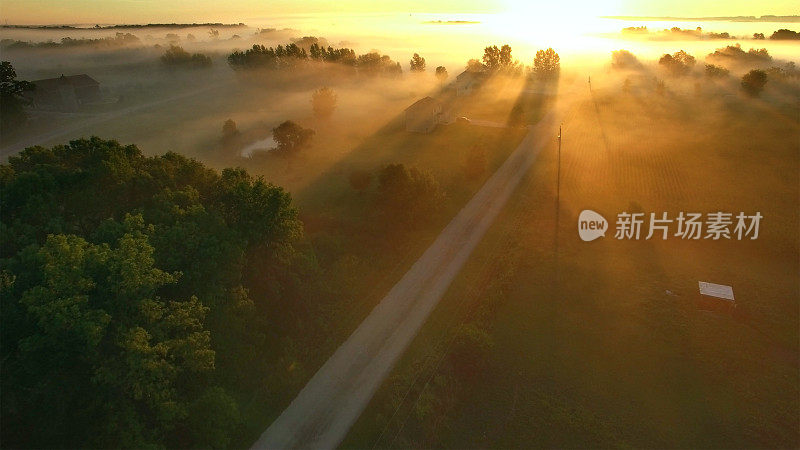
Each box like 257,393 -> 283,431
0,23 -> 246,30
620,26 -> 800,41
605,15 -> 800,22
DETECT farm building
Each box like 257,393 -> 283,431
404,96 -> 444,133
453,70 -> 483,96
26,74 -> 101,111
696,281 -> 736,313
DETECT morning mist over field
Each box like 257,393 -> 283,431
1,0 -> 798,449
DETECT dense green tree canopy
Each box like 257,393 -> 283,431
0,137 -> 305,448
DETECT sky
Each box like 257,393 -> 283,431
1,0 -> 797,25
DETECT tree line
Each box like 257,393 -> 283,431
227,42 -> 402,75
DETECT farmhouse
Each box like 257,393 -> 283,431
453,70 -> 483,96
27,74 -> 101,111
404,96 -> 444,133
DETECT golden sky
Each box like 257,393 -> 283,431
1,0 -> 797,25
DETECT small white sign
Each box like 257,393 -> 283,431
698,281 -> 735,301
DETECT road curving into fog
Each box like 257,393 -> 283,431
253,108 -> 562,450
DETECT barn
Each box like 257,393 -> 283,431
27,74 -> 101,111
404,96 -> 443,133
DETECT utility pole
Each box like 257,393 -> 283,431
554,124 -> 562,285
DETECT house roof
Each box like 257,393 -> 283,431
405,96 -> 441,112
456,70 -> 484,81
32,74 -> 99,91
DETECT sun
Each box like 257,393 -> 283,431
483,0 -> 622,53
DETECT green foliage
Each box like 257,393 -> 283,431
658,50 -> 696,76
222,118 -> 239,138
376,164 -> 445,228
707,44 -> 772,65
0,61 -> 35,134
311,87 -> 337,119
227,41 -> 402,76
769,29 -> 800,40
272,120 -> 314,155
482,44 -> 518,73
1,32 -> 140,50
160,45 -> 213,69
705,63 -> 730,79
0,137 -> 304,448
309,43 -> 357,65
435,66 -> 448,82
356,51 -> 403,76
533,48 -> 561,80
741,69 -> 768,97
272,121 -> 315,155
227,43 -> 308,70
410,53 -> 426,72
610,49 -> 641,70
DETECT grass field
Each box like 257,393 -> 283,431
343,78 -> 799,448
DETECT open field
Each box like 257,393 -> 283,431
343,78 -> 800,449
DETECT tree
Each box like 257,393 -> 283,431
482,44 -> 516,72
611,50 -> 641,70
311,87 -> 337,119
160,45 -> 212,69
0,137 -> 304,448
704,64 -> 729,79
222,119 -> 239,138
376,164 -> 445,227
4,230 -> 219,447
356,52 -> 403,76
435,66 -> 448,85
482,45 -> 501,70
753,32 -> 765,40
272,121 -> 314,155
741,69 -> 767,97
769,29 -> 800,40
410,53 -> 426,72
532,48 -> 560,80
655,79 -> 666,96
348,169 -> 373,193
658,50 -> 696,76
466,58 -> 484,73
707,44 -> 771,65
0,61 -> 35,134
221,119 -> 240,154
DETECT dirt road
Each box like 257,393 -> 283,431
253,107 -> 562,449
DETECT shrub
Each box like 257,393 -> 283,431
741,69 -> 767,97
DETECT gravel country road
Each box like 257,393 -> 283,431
253,104 -> 564,449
